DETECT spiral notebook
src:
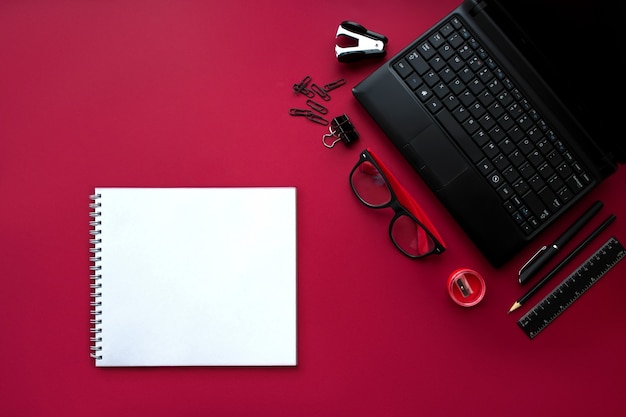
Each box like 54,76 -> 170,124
89,187 -> 297,367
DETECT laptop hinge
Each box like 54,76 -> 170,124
468,0 -> 488,16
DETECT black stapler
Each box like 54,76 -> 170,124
335,21 -> 388,63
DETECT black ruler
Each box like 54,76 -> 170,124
518,236 -> 626,339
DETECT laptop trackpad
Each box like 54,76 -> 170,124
408,124 -> 469,190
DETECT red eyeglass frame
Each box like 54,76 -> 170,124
350,148 -> 447,257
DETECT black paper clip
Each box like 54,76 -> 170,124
335,21 -> 387,63
289,108 -> 329,125
289,108 -> 311,117
307,113 -> 329,126
292,75 -> 315,98
322,114 -> 359,148
306,99 -> 328,114
323,78 -> 346,92
310,83 -> 331,101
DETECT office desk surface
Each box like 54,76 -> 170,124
1,1 -> 625,416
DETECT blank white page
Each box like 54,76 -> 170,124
90,187 -> 297,366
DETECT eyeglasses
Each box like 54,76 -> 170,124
349,148 -> 446,258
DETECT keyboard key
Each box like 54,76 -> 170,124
462,117 -> 480,135
450,17 -> 462,29
442,93 -> 460,110
440,23 -> 455,37
450,78 -> 465,95
504,200 -> 517,213
488,125 -> 506,142
507,125 -> 524,142
468,56 -> 483,72
478,158 -> 494,175
508,138 -> 525,155
433,82 -> 450,98
430,32 -> 445,48
509,149 -> 526,167
418,41 -> 436,59
469,102 -> 486,118
497,184 -> 514,200
523,191 -> 551,222
546,150 -> 563,167
473,131 -> 489,148
406,73 -> 423,90
526,126 -> 541,143
488,171 -> 504,188
498,115 -> 515,133
448,55 -> 465,72
507,102 -> 523,118
468,78 -> 484,95
513,178 -> 530,195
556,162 -> 573,178
406,51 -> 430,75
448,33 -> 463,48
439,66 -> 455,82
566,174 -> 585,192
529,174 -> 545,191
519,163 -> 535,179
517,114 -> 533,131
519,205 -> 532,219
547,174 -> 565,192
520,222 -> 533,235
496,90 -> 513,106
458,67 -> 473,83
493,153 -> 509,171
452,105 -> 469,122
477,67 -> 493,83
459,27 -> 471,40
394,59 -> 413,78
483,141 -> 499,159
430,55 -> 446,72
425,97 -> 443,113
487,78 -> 504,94
518,138 -> 534,155
528,150 -> 544,167
537,162 -> 555,180
459,89 -> 475,106
538,186 -> 562,212
478,89 -> 496,107
558,187 -> 574,203
502,165 -> 520,183
440,44 -> 456,61
415,86 -> 433,102
458,44 -> 473,60
478,113 -> 496,130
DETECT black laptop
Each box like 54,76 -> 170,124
353,0 -> 625,267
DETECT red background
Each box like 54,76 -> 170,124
1,1 -> 625,416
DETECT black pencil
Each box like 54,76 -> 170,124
508,214 -> 616,313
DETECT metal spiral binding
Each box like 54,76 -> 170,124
89,194 -> 103,360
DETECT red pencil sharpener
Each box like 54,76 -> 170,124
447,268 -> 486,307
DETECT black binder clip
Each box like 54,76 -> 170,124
335,21 -> 388,63
322,114 -> 359,148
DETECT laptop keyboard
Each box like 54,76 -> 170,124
392,15 -> 592,235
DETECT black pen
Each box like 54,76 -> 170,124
509,213 -> 616,313
518,200 -> 603,284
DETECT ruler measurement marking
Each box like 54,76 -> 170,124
517,237 -> 626,339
